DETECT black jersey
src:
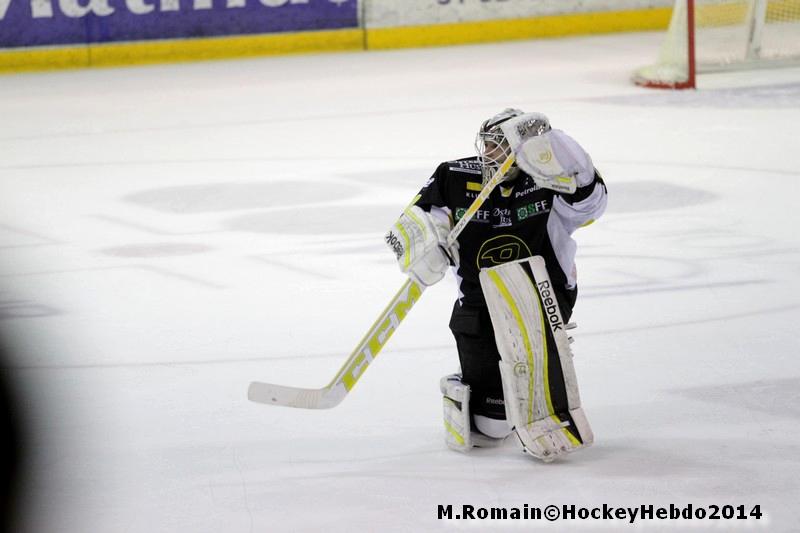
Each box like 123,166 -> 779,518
414,156 -> 606,307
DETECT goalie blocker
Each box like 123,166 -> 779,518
478,256 -> 593,462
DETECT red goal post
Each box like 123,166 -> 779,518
633,0 -> 800,89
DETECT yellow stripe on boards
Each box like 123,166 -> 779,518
366,8 -> 672,50
767,0 -> 800,21
695,0 -> 799,26
0,28 -> 363,74
487,269 -> 535,425
0,46 -> 89,73
1,7 -> 676,74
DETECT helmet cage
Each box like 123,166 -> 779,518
475,126 -> 513,187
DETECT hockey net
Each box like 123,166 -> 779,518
634,0 -> 800,88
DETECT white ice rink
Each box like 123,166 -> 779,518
2,31 -> 800,532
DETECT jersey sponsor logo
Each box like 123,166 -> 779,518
514,184 -> 541,198
449,160 -> 482,175
492,207 -> 512,228
476,235 -> 532,269
449,168 -> 481,175
450,159 -> 482,171
536,279 -> 564,333
454,207 -> 490,223
1,0 -> 357,48
466,182 -> 482,192
516,200 -> 549,221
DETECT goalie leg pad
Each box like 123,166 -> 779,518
440,374 -> 509,452
440,374 -> 472,452
479,256 -> 593,462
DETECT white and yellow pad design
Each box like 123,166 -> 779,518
440,374 -> 508,453
440,374 -> 473,452
386,205 -> 453,287
479,256 -> 593,462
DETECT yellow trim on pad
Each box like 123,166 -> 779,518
444,420 -> 465,446
395,223 -> 412,270
367,8 -> 672,50
487,270 -> 535,424
0,28 -> 363,73
535,280 -> 556,418
404,207 -> 428,241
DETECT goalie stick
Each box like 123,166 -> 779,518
247,155 -> 516,409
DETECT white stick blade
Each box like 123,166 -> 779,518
247,381 -> 339,409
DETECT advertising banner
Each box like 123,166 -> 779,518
364,0 -> 671,28
0,0 -> 358,48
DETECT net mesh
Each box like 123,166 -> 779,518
634,0 -> 800,87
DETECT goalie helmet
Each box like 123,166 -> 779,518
475,108 -> 551,187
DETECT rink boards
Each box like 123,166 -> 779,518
0,0 -> 672,72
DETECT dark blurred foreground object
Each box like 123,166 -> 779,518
1,339 -> 25,533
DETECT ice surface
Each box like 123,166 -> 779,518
1,32 -> 799,532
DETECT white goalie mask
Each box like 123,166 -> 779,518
474,108 -> 551,187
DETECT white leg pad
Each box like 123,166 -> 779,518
480,256 -> 593,462
440,374 -> 509,452
440,374 -> 472,452
499,361 -> 591,462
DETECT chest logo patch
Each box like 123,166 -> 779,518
476,235 -> 533,270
